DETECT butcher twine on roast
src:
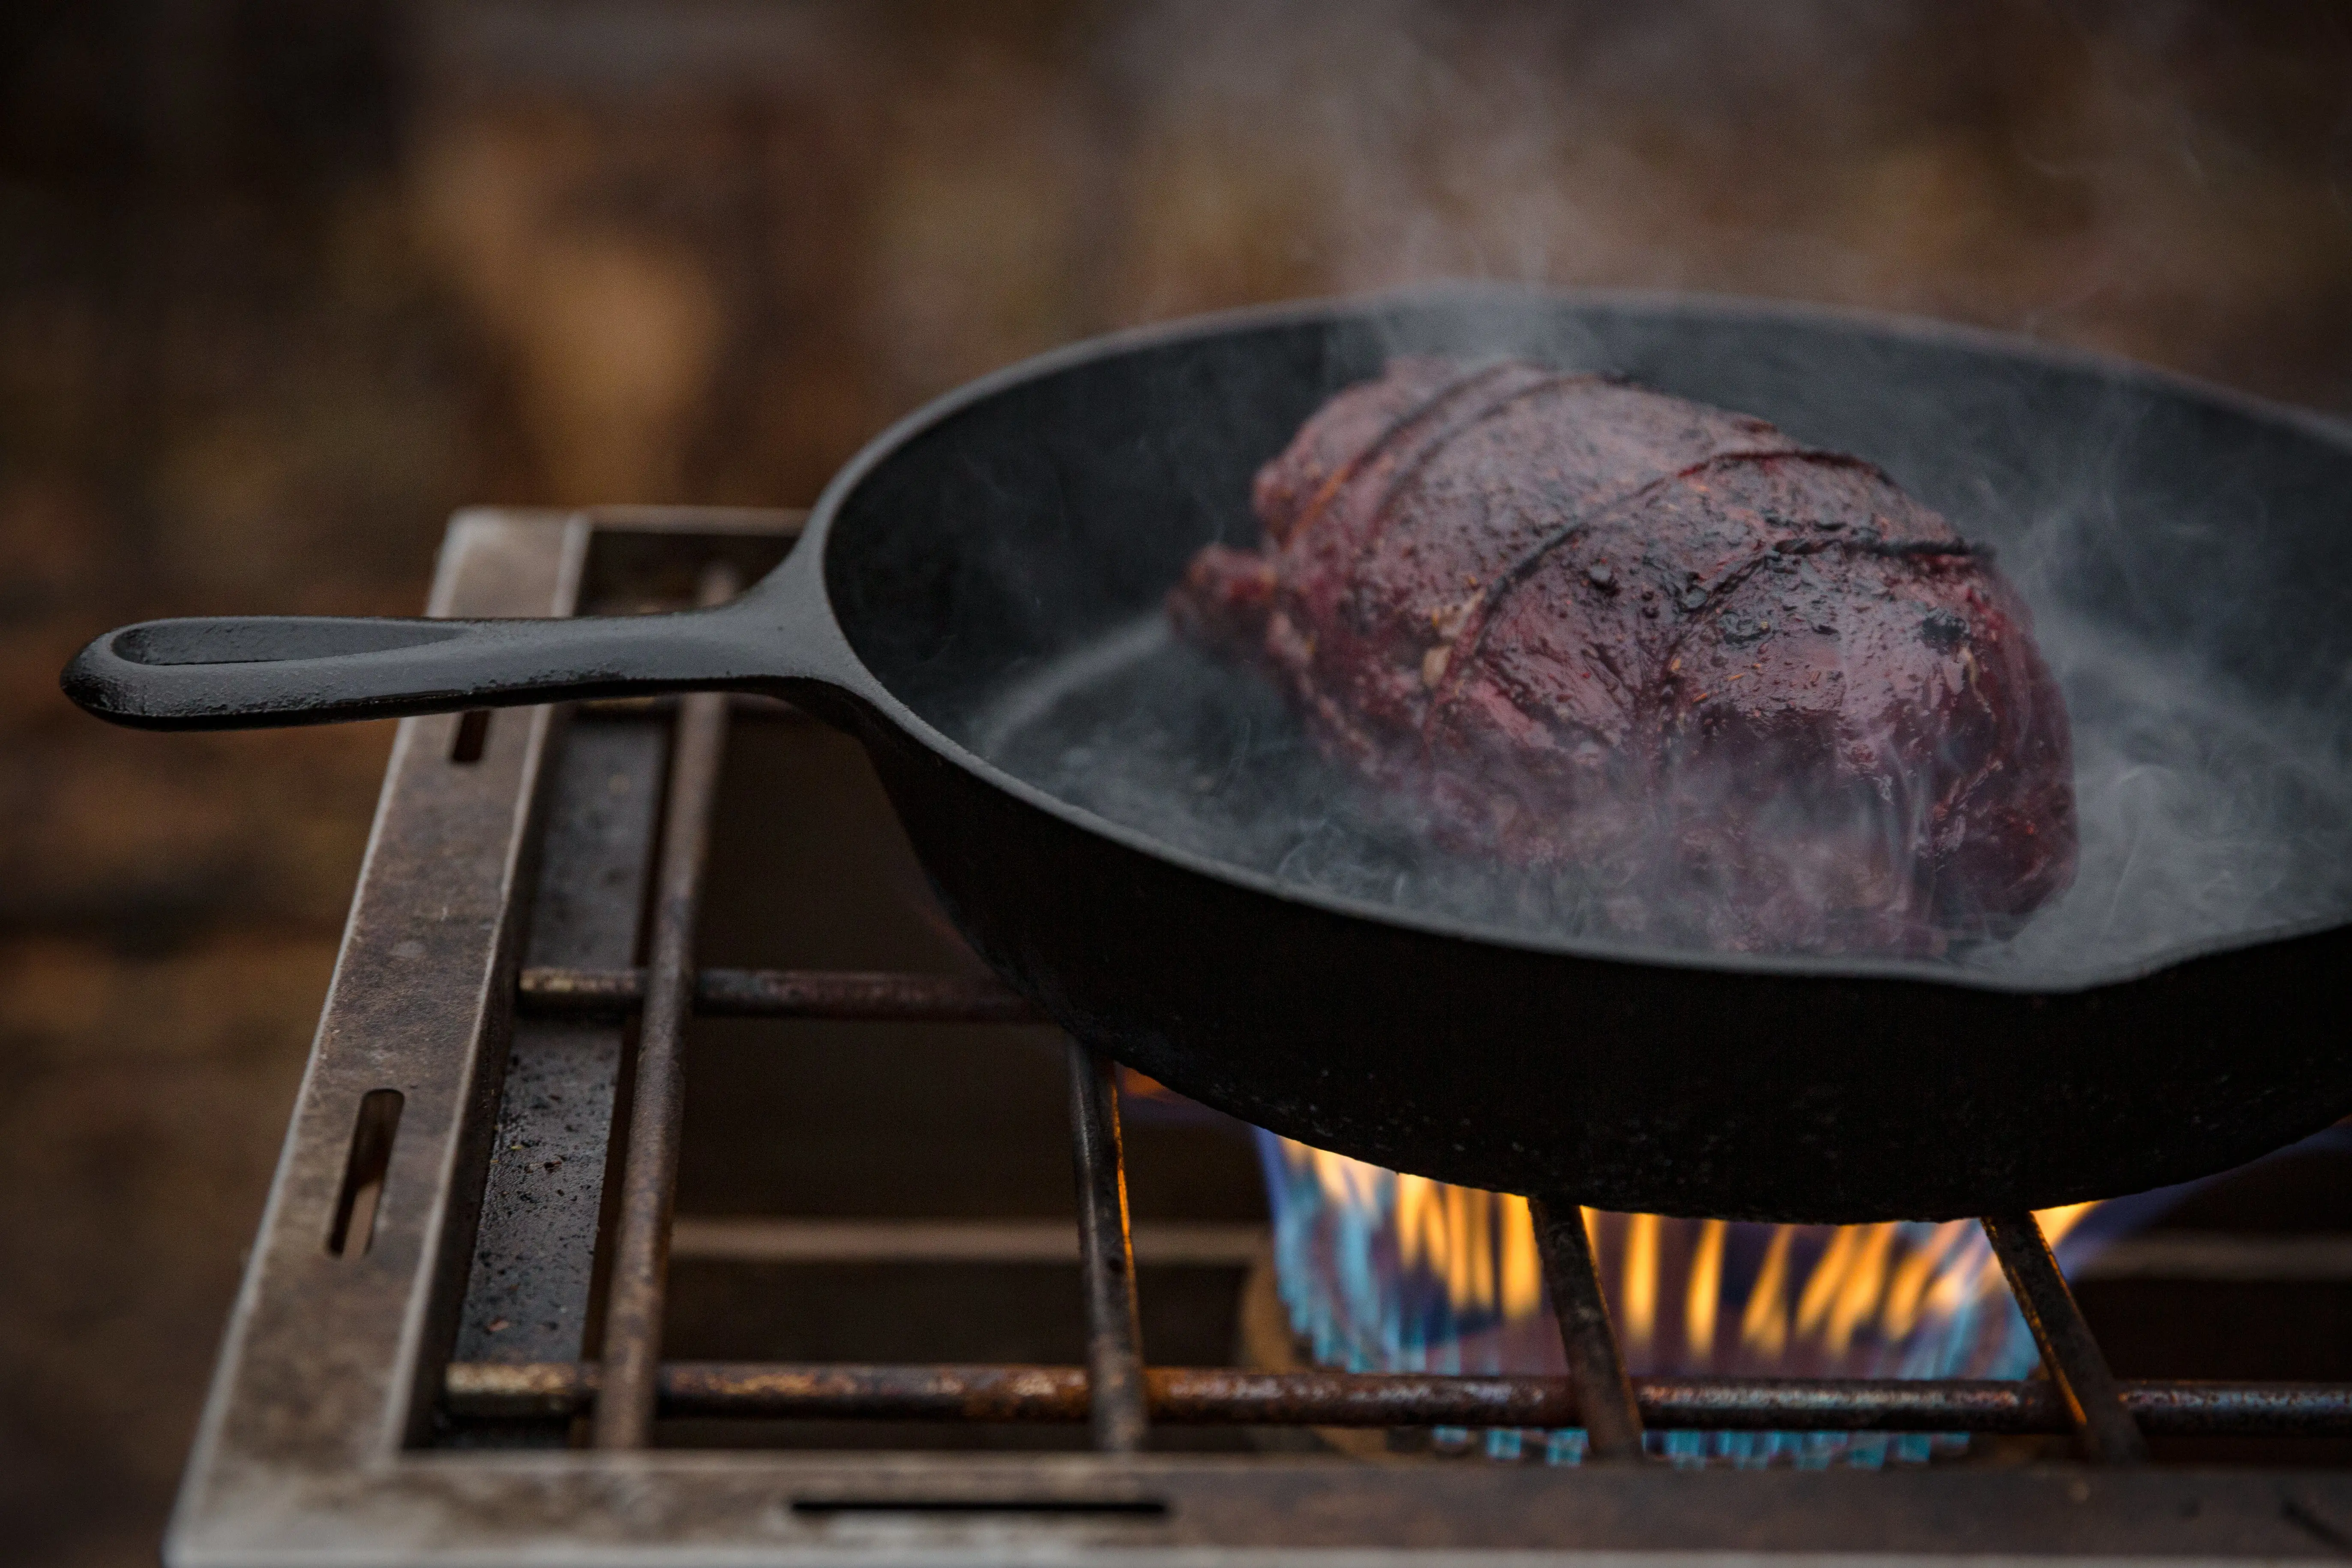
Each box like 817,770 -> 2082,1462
1167,358 -> 2077,953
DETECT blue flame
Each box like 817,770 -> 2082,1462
1253,1128 -> 2172,1467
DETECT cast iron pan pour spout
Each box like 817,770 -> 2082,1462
59,542 -> 878,732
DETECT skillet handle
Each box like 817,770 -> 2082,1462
59,595 -> 865,731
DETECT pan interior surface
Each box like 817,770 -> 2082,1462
826,292 -> 2352,988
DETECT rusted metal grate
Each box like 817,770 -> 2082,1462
166,508 -> 2352,1566
446,520 -> 2333,1463
464,959 -> 2352,1452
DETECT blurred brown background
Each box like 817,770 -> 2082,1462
2,2 -> 2347,1561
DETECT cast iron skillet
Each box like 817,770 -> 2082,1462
62,287 -> 2352,1223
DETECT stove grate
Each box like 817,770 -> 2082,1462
165,507 -> 2352,1565
450,517 -> 2348,1460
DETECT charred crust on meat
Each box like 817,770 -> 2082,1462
1167,358 -> 2077,953
1918,608 -> 1971,653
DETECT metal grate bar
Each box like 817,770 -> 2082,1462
176,513 -> 2352,1562
519,965 -> 1045,1022
591,563 -> 740,1449
1529,1197 -> 1645,1460
454,717 -> 669,1374
445,1361 -> 2352,1437
1068,1042 -> 1149,1452
1982,1211 -> 2149,1464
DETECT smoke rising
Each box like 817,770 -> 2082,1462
920,3 -> 2352,982
963,327 -> 2352,981
974,604 -> 2352,979
1994,521 -> 2352,976
1094,1 -> 2351,414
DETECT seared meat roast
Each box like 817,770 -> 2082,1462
1167,359 -> 2076,951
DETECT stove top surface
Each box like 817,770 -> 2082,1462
167,507 -> 2352,1565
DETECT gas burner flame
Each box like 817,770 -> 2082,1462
1258,1132 -> 2102,1466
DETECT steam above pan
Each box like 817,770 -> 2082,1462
961,296 -> 2352,983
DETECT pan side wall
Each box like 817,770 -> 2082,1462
858,720 -> 2352,1223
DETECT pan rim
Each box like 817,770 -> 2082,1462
803,281 -> 2352,999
